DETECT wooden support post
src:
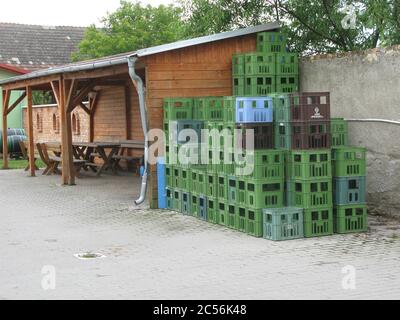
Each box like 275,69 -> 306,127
26,87 -> 35,177
89,91 -> 100,143
2,89 -> 11,169
62,79 -> 76,185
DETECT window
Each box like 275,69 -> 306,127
72,113 -> 80,136
52,113 -> 60,134
36,113 -> 43,133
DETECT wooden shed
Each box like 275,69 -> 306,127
0,23 -> 279,208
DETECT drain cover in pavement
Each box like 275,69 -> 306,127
74,252 -> 106,260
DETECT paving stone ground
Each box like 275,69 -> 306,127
0,169 -> 399,300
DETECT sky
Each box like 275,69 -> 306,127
0,0 -> 176,27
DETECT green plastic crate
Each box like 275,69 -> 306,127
227,203 -> 238,229
334,204 -> 368,234
205,123 -> 234,150
232,54 -> 245,76
331,118 -> 348,147
246,208 -> 263,237
224,152 -> 236,176
172,189 -> 182,212
218,200 -> 228,227
263,207 -> 304,241
223,96 -> 236,124
191,169 -> 207,194
257,32 -> 287,53
246,178 -> 285,209
206,172 -> 218,198
288,150 -> 332,180
165,164 -> 173,188
276,75 -> 299,93
217,174 -> 228,200
304,207 -> 334,238
245,76 -> 275,96
233,77 -> 245,96
331,118 -> 348,133
191,193 -> 199,217
236,150 -> 285,180
276,53 -> 299,75
179,167 -> 191,190
274,122 -> 291,150
332,147 -> 366,177
166,187 -> 174,210
288,179 -> 333,209
193,97 -> 224,121
236,206 -> 247,233
244,52 -> 276,75
271,93 -> 291,122
207,149 -> 225,173
163,98 -> 193,121
181,191 -> 191,215
172,166 -> 181,188
207,197 -> 219,224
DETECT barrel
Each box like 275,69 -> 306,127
0,128 -> 26,139
0,135 -> 27,154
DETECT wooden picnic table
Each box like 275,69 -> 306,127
72,142 -> 121,177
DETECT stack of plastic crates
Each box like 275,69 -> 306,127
232,31 -> 299,96
286,150 -> 334,237
332,146 -> 368,234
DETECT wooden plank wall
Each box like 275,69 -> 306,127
144,34 -> 257,207
93,84 -> 143,144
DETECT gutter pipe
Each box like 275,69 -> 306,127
127,55 -> 149,205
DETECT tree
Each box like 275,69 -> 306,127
72,0 -> 187,61
182,0 -> 400,54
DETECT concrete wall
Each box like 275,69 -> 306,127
300,46 -> 400,217
0,69 -> 26,130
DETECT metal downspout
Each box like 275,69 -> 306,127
127,56 -> 149,205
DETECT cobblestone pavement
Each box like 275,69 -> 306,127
0,170 -> 399,300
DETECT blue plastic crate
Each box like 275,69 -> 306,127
235,97 -> 273,123
334,176 -> 366,205
263,207 -> 304,241
181,191 -> 191,215
198,195 -> 208,221
157,158 -> 167,209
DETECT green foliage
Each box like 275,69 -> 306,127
182,0 -> 400,54
72,0 -> 187,61
73,0 -> 400,59
32,91 -> 55,106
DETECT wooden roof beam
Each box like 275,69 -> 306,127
6,91 -> 27,115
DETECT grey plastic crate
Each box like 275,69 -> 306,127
263,207 -> 304,241
181,191 -> 191,215
333,176 -> 366,205
198,195 -> 208,221
166,187 -> 174,210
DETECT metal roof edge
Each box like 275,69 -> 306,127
0,22 -> 280,87
135,22 -> 280,57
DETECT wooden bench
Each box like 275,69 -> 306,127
37,143 -> 86,177
19,140 -> 39,171
111,140 -> 144,174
